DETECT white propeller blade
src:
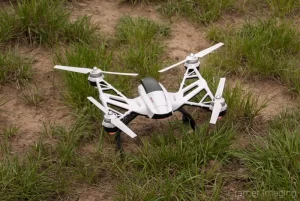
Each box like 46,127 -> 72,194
194,42 -> 224,58
101,71 -> 138,76
209,77 -> 226,124
215,78 -> 226,97
87,97 -> 108,113
87,97 -> 137,138
210,101 -> 222,124
159,42 -> 224,73
54,65 -> 138,76
158,59 -> 187,73
111,118 -> 137,138
54,65 -> 92,74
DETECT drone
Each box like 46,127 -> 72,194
54,42 -> 227,151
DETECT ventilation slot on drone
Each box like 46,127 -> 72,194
107,103 -> 127,115
109,97 -> 127,104
183,85 -> 198,97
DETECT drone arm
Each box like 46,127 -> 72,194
171,73 -> 215,111
95,78 -> 132,114
96,78 -> 108,108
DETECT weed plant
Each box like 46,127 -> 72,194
115,16 -> 170,79
0,50 -> 32,86
207,19 -> 300,95
116,124 -> 235,200
0,0 -> 98,45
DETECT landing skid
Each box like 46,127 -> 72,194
114,108 -> 196,158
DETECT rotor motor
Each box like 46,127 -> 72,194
88,67 -> 104,86
102,113 -> 118,134
184,54 -> 200,71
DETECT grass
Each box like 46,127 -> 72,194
121,0 -> 234,24
55,43 -> 113,113
21,84 -> 45,106
115,123 -> 236,200
0,0 -> 98,45
0,140 -> 68,201
115,16 -> 170,79
267,0 -> 300,16
0,157 -> 66,201
0,119 -> 114,200
0,49 -> 32,87
0,125 -> 19,154
0,96 -> 10,107
207,19 -> 300,95
223,84 -> 268,127
1,1 -> 300,200
44,117 -> 97,166
159,0 -> 234,25
200,65 -> 267,128
234,108 -> 300,200
41,119 -> 114,184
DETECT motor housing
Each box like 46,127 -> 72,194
184,54 -> 200,71
88,67 -> 104,86
102,114 -> 118,134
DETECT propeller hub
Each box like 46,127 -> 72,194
89,67 -> 103,78
215,95 -> 222,99
184,54 -> 200,68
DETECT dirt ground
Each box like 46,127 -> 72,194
0,0 -> 298,200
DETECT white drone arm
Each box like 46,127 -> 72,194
170,67 -> 215,111
95,78 -> 148,117
95,78 -> 132,118
170,66 -> 227,124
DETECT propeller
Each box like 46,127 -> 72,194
209,78 -> 226,124
159,42 -> 224,73
87,97 -> 137,138
54,65 -> 138,76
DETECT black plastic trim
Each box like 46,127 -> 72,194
141,77 -> 163,93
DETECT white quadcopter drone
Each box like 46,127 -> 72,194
54,42 -> 227,151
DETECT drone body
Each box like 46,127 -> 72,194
54,42 -> 227,141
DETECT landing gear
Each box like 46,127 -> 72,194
114,113 -> 138,159
114,108 -> 197,157
177,107 -> 196,131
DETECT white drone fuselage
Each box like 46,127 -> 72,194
97,58 -> 227,133
54,42 -> 227,138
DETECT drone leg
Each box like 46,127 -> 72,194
177,107 -> 196,131
114,113 -> 138,157
115,130 -> 124,159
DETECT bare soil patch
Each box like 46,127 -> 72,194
0,46 -> 73,154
